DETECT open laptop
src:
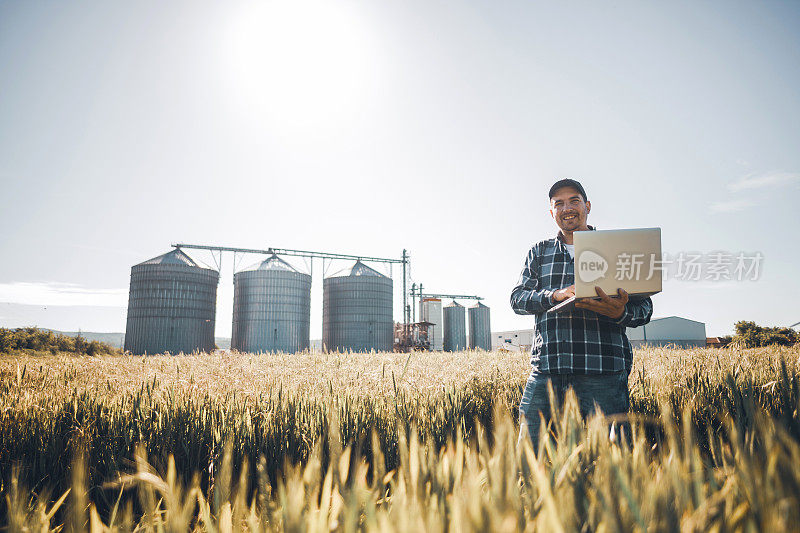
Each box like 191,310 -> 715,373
548,227 -> 662,313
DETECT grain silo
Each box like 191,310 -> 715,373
443,301 -> 466,351
419,297 -> 443,351
232,254 -> 311,353
323,260 -> 393,352
124,248 -> 218,355
468,302 -> 492,350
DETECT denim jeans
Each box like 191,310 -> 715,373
518,370 -> 630,446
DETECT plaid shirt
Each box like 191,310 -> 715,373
510,226 -> 653,374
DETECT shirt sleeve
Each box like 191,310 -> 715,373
510,246 -> 556,315
614,296 -> 653,328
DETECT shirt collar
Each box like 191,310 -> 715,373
556,224 -> 595,244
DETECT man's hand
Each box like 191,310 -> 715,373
552,285 -> 575,302
575,287 -> 628,319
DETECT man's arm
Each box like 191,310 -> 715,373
613,296 -> 653,328
510,247 -> 556,315
575,287 -> 653,328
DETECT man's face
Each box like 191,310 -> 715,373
549,186 -> 591,233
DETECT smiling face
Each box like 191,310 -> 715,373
549,186 -> 591,235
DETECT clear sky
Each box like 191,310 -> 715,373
1,0 -> 799,338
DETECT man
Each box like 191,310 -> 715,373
510,178 -> 653,446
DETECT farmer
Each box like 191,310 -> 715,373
510,178 -> 653,446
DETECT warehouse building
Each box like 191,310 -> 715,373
626,316 -> 706,348
493,316 -> 707,351
493,329 -> 534,351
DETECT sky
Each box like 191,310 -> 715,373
1,0 -> 799,338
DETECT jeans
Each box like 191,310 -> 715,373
518,370 -> 630,447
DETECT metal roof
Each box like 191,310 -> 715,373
646,316 -> 706,326
328,260 -> 388,278
446,300 -> 464,308
242,253 -> 300,273
472,301 -> 488,308
137,248 -> 198,267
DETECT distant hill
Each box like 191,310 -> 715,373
44,330 -> 232,351
44,330 -> 125,348
216,337 -> 231,350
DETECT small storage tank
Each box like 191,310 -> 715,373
323,260 -> 393,352
443,301 -> 467,351
468,302 -> 492,350
420,297 -> 443,351
232,254 -> 311,353
124,248 -> 218,355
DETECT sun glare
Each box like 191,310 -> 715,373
224,0 -> 374,129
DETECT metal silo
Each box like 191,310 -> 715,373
124,248 -> 218,355
443,301 -> 466,352
323,260 -> 393,352
468,302 -> 492,351
232,254 -> 311,353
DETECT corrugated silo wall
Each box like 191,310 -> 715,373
124,264 -> 218,355
468,305 -> 492,350
322,276 -> 393,352
232,269 -> 311,353
443,305 -> 467,351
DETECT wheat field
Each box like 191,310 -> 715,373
1,345 -> 799,531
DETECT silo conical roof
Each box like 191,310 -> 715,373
328,260 -> 387,278
472,301 -> 488,308
240,253 -> 300,273
447,300 -> 464,308
137,248 -> 198,267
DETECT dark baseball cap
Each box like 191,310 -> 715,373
549,178 -> 587,202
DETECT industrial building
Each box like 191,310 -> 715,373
418,294 -> 491,352
419,297 -> 443,350
124,249 -> 219,355
419,295 -> 492,352
493,330 -> 534,352
626,316 -> 706,348
232,254 -> 311,353
493,316 -> 708,352
322,260 -> 394,352
394,321 -> 435,351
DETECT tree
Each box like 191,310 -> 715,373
733,320 -> 798,348
86,340 -> 102,357
0,327 -> 119,355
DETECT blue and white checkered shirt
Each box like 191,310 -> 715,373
510,226 -> 653,374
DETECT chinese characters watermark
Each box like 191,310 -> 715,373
613,252 -> 763,282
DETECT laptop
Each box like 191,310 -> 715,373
548,227 -> 662,313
